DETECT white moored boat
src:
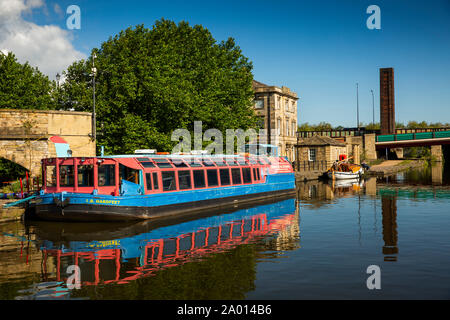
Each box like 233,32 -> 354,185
327,162 -> 363,180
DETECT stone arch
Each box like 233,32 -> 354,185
0,157 -> 29,184
0,138 -> 48,176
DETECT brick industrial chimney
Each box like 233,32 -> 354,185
380,68 -> 395,135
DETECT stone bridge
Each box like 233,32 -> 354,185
0,109 -> 96,177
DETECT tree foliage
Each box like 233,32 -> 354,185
61,20 -> 257,154
0,52 -> 55,110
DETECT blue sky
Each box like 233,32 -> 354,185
13,0 -> 450,127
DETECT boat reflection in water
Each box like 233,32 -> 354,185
20,197 -> 299,299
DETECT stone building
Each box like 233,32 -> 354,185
252,80 -> 299,161
296,135 -> 347,171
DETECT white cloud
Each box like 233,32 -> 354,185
0,0 -> 86,80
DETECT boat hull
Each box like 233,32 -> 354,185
34,188 -> 296,222
327,169 -> 362,180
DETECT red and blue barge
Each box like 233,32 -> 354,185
35,153 -> 295,221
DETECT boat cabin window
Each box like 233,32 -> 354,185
231,168 -> 242,185
145,173 -> 152,190
219,168 -> 231,186
214,158 -> 227,166
152,158 -> 173,168
120,164 -> 139,184
253,168 -> 258,181
78,165 -> 94,187
46,165 -> 56,187
178,170 -> 192,190
237,157 -> 247,166
225,158 -> 238,166
60,165 -> 74,187
207,169 -> 219,187
137,157 -> 155,167
242,167 -> 252,184
202,158 -> 215,167
185,158 -> 202,167
98,164 -> 116,186
153,172 -> 159,190
140,161 -> 156,168
193,170 -> 206,188
162,171 -> 176,191
171,158 -> 188,168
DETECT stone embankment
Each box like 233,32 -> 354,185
365,160 -> 425,176
295,171 -> 325,182
0,200 -> 24,223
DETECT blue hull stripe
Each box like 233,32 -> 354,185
38,173 -> 295,208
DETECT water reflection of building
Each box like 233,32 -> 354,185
432,161 -> 443,185
296,179 -> 363,206
381,195 -> 398,262
0,222 -> 56,285
264,200 -> 300,251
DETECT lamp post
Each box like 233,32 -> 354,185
91,53 -> 97,141
356,83 -> 360,131
371,89 -> 375,126
56,73 -> 61,109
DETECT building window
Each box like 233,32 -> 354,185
276,96 -> 281,109
285,99 -> 289,111
292,122 -> 296,137
254,99 -> 264,109
286,119 -> 289,136
308,148 -> 317,162
277,118 -> 281,135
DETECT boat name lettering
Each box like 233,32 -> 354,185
85,199 -> 121,205
87,240 -> 121,248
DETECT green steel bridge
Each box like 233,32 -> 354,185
375,129 -> 450,149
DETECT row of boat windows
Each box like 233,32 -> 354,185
46,163 -> 262,190
136,157 -> 271,169
146,167 -> 262,192
46,164 -> 116,188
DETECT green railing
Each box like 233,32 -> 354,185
376,130 -> 450,142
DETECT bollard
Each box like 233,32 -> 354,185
20,178 -> 23,199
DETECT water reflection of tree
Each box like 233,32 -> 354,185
69,244 -> 258,300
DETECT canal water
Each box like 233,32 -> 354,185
0,164 -> 449,300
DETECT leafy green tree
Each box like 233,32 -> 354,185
0,52 -> 55,110
61,20 -> 257,154
298,122 -> 333,131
